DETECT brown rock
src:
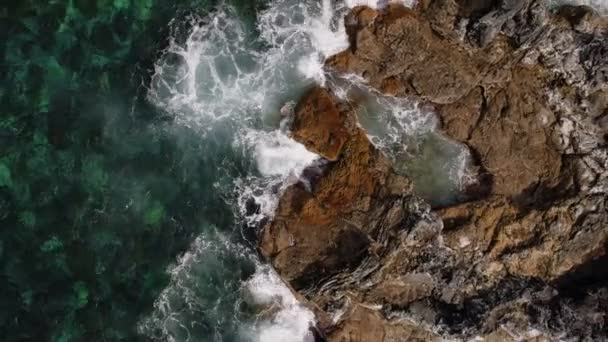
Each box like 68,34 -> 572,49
439,195 -> 608,281
260,2 -> 608,341
368,273 -> 434,307
417,0 -> 460,36
291,87 -> 354,161
327,3 -> 566,200
260,87 -> 413,288
328,304 -> 440,342
439,66 -> 563,198
326,4 -> 486,104
439,197 -> 519,254
437,86 -> 484,142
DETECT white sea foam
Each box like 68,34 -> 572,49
143,1 -> 354,341
345,0 -> 416,9
234,128 -> 318,225
149,9 -> 259,124
257,0 -> 349,87
331,79 -> 474,205
244,266 -> 317,342
143,0 -> 481,339
366,97 -> 474,205
139,232 -> 316,342
253,131 -> 318,177
137,231 -> 253,340
148,0 -> 345,126
297,54 -> 327,85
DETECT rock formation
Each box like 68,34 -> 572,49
259,1 -> 607,340
260,87 -> 416,290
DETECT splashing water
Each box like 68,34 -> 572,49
140,0 -> 470,340
358,94 -> 476,207
141,1 -> 350,340
328,79 -> 476,207
243,266 -> 317,342
345,0 -> 416,9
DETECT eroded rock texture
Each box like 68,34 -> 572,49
260,1 -> 607,341
260,87 -> 415,289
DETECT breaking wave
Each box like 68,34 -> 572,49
140,0 -> 475,340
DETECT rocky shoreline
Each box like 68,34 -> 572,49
258,1 -> 607,341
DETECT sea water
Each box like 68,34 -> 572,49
140,0 -> 478,341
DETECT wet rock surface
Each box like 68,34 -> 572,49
261,1 -> 607,341
259,87 -> 415,289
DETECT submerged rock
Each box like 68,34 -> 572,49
261,1 -> 608,341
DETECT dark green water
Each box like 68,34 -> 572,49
1,0 -> 480,340
1,1 -> 263,340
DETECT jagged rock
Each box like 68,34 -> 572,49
259,87 -> 414,289
261,1 -> 608,341
327,4 -> 487,104
368,273 -> 435,307
291,87 -> 354,161
328,304 -> 441,342
440,66 -> 564,198
439,194 -> 608,281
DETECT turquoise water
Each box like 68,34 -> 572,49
2,1 -> 475,341
332,81 -> 474,207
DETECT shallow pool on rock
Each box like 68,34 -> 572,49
350,85 -> 476,208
